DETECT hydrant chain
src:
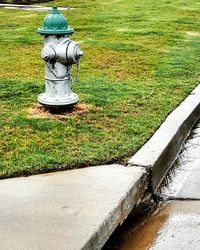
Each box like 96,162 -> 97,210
71,59 -> 80,84
46,61 -> 71,80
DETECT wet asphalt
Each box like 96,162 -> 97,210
104,119 -> 200,250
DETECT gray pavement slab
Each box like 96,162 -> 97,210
177,169 -> 200,199
0,164 -> 147,250
160,162 -> 200,199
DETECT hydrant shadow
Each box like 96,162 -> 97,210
46,105 -> 75,115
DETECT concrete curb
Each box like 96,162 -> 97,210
128,84 -> 200,191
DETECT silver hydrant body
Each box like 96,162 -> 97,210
37,6 -> 83,107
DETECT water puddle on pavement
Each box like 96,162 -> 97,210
103,201 -> 200,250
104,119 -> 200,249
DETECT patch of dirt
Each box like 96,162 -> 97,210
27,103 -> 93,120
186,31 -> 200,37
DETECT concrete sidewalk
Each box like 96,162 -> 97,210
0,164 -> 147,250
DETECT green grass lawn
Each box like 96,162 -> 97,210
0,0 -> 200,178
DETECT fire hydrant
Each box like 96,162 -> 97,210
37,6 -> 83,107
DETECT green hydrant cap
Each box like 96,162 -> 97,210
37,6 -> 74,35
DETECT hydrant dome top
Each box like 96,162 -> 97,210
37,6 -> 74,35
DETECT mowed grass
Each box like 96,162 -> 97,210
0,0 -> 200,178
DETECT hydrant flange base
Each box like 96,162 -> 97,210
38,92 -> 79,107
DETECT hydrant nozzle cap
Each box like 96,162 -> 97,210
37,6 -> 74,35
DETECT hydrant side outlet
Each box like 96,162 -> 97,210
37,6 -> 83,107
